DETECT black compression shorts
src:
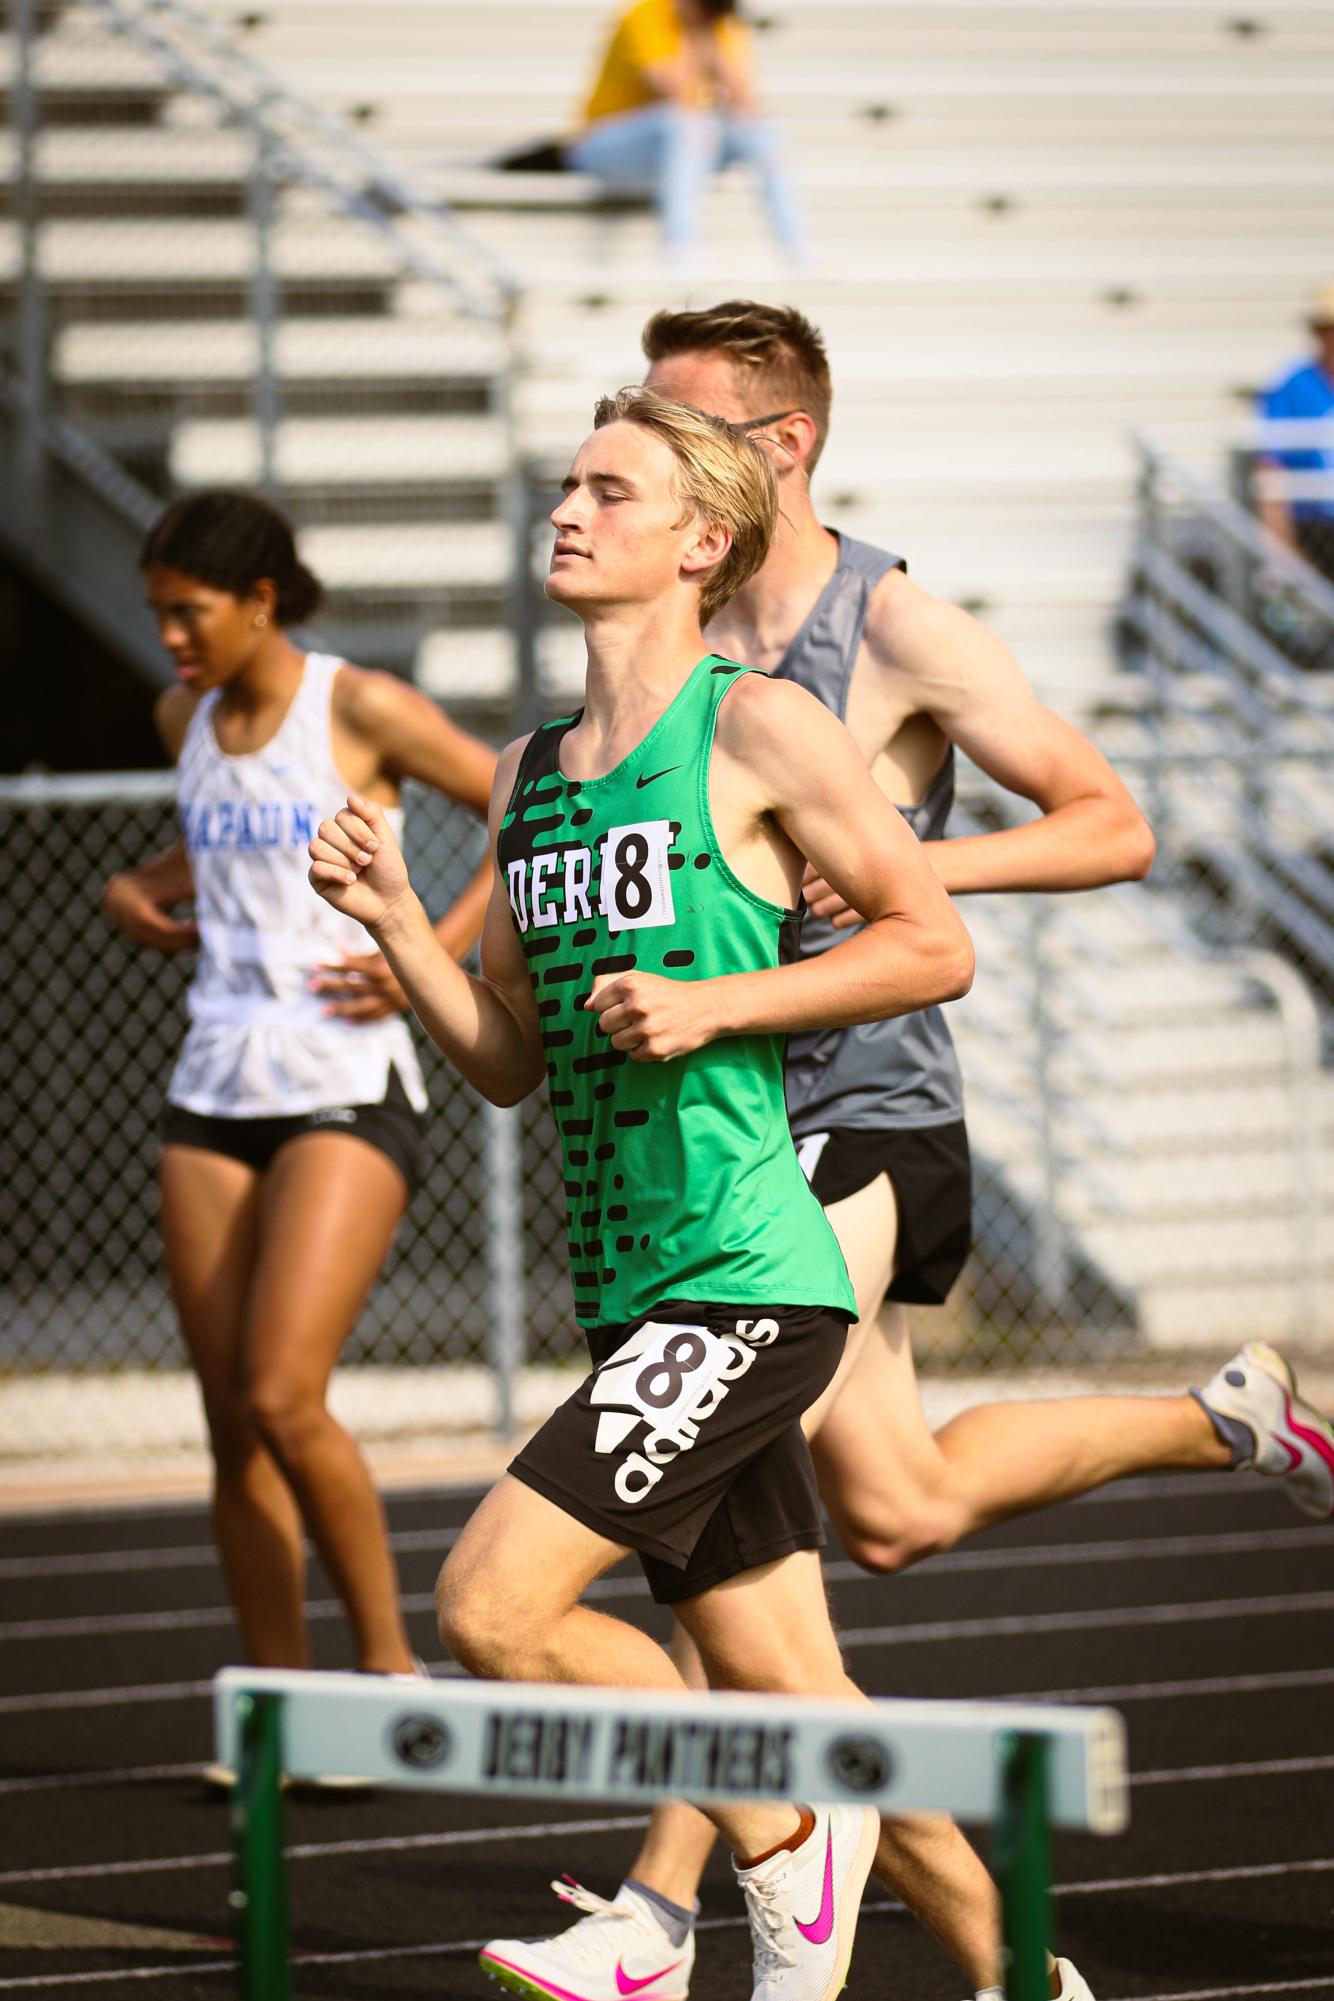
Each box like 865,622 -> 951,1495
160,1063 -> 425,1198
799,1120 -> 972,1306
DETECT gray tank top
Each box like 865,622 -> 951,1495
773,532 -> 965,1134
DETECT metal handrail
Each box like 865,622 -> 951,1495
0,370 -> 159,532
963,784 -> 1333,1008
0,771 -> 177,806
1132,429 -> 1334,628
85,0 -> 521,319
1227,952 -> 1324,1345
1130,542 -> 1334,729
9,0 -> 531,682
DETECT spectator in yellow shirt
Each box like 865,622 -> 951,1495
567,0 -> 804,263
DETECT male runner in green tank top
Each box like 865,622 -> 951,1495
309,386 -> 974,2001
476,305 -> 1334,2001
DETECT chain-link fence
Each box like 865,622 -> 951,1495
5,723 -> 1331,1465
0,773 -> 590,1388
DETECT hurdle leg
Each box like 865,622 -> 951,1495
994,1731 -> 1051,2001
230,1690 -> 292,2001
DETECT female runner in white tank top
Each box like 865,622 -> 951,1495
103,490 -> 495,1681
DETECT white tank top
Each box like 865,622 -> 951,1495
168,652 -> 428,1119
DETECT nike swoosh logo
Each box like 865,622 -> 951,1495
635,766 -> 679,789
616,1959 -> 684,1995
794,1827 -> 835,1945
1282,1396 -> 1334,1500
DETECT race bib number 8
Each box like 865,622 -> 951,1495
600,820 -> 676,934
590,1319 -> 731,1439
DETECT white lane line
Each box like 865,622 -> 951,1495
0,1663 -> 465,1716
1134,1754 -> 1334,1785
0,1544 -> 218,1582
1065,1857 -> 1334,1894
4,1748 -> 1331,1888
838,1589 -> 1334,1648
868,1525 -> 1331,1574
0,1476 -> 1281,1585
1077,1471 -> 1257,1504
0,1863 -> 1331,1991
5,1525 -> 1329,1642
0,1814 -> 649,1886
1103,1983 -> 1334,2001
0,1763 -> 202,1796
0,1680 -> 212,1716
1022,1666 -> 1334,1705
11,1666 -> 1334,1798
0,1607 -> 249,1643
596,1526 -> 1330,1601
0,1524 -> 468,1584
3,1960 -> 1333,1997
7,1589 -> 1331,1715
0,1962 -> 239,1988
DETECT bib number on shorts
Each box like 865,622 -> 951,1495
590,1318 -> 731,1447
599,821 -> 676,934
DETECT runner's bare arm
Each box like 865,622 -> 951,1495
102,837 -> 198,953
101,685 -> 199,954
589,678 -> 973,1062
865,572 -> 1155,894
308,738 -> 546,1105
316,668 -> 499,1020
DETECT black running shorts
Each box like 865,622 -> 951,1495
799,1120 -> 972,1306
510,1300 -> 850,1605
160,1064 -> 425,1198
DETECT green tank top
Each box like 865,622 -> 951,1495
497,653 -> 856,1329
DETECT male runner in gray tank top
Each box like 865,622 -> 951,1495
480,304 -> 1334,2001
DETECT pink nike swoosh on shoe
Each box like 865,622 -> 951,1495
615,1959 -> 684,1995
794,1828 -> 835,1945
1283,1396 -> 1334,1509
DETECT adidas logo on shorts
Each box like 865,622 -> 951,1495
589,1316 -> 779,1505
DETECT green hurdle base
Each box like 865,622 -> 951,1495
995,1732 -> 1052,2001
230,1693 -> 292,2001
227,1695 -> 1064,2001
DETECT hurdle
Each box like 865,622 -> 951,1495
215,1668 -> 1128,2001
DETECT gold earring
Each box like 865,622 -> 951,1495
254,612 -> 268,628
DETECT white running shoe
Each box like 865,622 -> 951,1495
734,1803 -> 879,2001
973,1959 -> 1093,2001
1054,1958 -> 1096,2001
1194,1341 -> 1334,1520
972,1957 -> 1093,2001
479,1880 -> 694,2001
200,1763 -> 375,1793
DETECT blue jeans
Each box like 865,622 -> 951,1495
567,103 -> 804,256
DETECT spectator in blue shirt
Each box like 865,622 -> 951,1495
1257,281 -> 1334,583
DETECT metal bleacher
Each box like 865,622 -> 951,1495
3,0 -> 1332,1352
6,0 -> 1334,704
166,0 -> 1334,702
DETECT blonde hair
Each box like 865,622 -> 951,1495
592,384 -> 779,626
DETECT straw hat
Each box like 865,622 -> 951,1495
1308,282 -> 1334,329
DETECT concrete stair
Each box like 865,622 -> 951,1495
954,883 -> 1334,1349
6,0 -> 1334,699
